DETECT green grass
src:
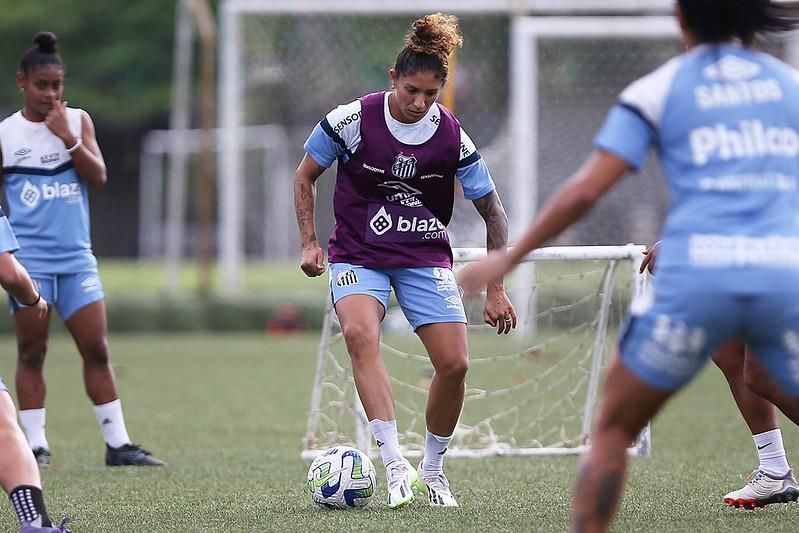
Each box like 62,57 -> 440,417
0,333 -> 797,532
99,260 -> 328,298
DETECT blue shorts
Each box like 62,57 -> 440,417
620,283 -> 799,396
329,263 -> 466,330
9,270 -> 105,321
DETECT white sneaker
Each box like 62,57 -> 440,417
385,458 -> 419,509
723,468 -> 799,509
417,460 -> 459,507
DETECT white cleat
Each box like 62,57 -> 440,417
723,468 -> 799,510
417,460 -> 459,507
386,458 -> 419,509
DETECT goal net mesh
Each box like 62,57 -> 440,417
302,246 -> 646,459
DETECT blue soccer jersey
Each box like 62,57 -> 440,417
597,43 -> 799,394
596,43 -> 799,293
0,108 -> 96,274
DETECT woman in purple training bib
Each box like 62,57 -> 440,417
294,13 -> 515,509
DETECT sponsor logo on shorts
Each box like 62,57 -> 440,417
336,269 -> 359,287
444,294 -> 462,310
81,276 -> 101,292
432,267 -> 458,292
637,314 -> 706,380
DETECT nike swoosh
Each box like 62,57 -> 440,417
757,442 -> 773,450
313,468 -> 346,489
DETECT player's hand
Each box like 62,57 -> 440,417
31,295 -> 48,319
483,284 -> 517,335
300,241 -> 326,277
457,250 -> 514,296
640,241 -> 662,275
44,100 -> 75,147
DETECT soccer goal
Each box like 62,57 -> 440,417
301,245 -> 650,460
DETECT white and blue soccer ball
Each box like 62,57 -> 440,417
307,446 -> 376,509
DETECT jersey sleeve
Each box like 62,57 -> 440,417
303,99 -> 362,168
0,212 -> 19,254
593,105 -> 656,171
457,127 -> 496,200
595,56 -> 683,171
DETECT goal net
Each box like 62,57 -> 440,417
301,245 -> 649,459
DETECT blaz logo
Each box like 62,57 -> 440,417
20,181 -> 41,208
391,153 -> 417,179
369,206 -> 392,235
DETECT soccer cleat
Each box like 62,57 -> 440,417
723,468 -> 799,509
20,517 -> 71,533
32,448 -> 51,469
105,443 -> 166,467
417,460 -> 459,507
385,458 -> 419,509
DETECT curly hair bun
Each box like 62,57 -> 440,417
405,13 -> 463,61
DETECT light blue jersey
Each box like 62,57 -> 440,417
596,44 -> 799,394
596,43 -> 799,293
0,108 -> 97,274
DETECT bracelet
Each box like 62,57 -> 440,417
66,137 -> 83,153
21,292 -> 41,307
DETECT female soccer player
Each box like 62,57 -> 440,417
0,205 -> 69,532
294,13 -> 516,508
458,1 -> 799,530
642,242 -> 799,509
0,32 -> 164,467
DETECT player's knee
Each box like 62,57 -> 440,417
80,337 -> 110,366
17,341 -> 47,368
743,362 -> 776,400
435,354 -> 469,382
711,342 -> 744,379
341,323 -> 379,359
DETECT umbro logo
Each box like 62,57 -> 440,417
14,147 -> 31,156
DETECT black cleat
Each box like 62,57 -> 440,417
105,443 -> 166,467
32,447 -> 51,469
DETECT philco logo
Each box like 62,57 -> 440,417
19,180 -> 81,208
391,153 -> 417,179
369,206 -> 392,235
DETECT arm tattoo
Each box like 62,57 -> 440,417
294,180 -> 318,247
472,191 -> 509,251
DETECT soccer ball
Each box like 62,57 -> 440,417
307,446 -> 376,509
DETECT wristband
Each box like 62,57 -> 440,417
66,138 -> 83,153
21,293 -> 41,307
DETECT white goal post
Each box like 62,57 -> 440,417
302,245 -> 651,460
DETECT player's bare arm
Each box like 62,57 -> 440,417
472,190 -> 516,334
45,104 -> 106,187
294,153 -> 326,277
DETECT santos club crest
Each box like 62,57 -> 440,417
391,153 -> 417,179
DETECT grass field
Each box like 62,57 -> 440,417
0,332 -> 798,532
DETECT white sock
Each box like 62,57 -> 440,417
368,419 -> 403,466
422,429 -> 453,474
18,408 -> 49,451
754,429 -> 790,477
93,399 -> 131,449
